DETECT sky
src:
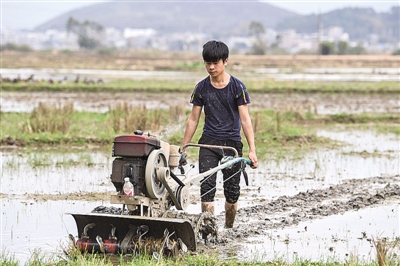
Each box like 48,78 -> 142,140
1,0 -> 398,31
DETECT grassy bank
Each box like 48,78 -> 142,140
1,103 -> 399,160
2,79 -> 399,94
1,240 -> 399,266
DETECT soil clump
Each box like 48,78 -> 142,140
90,175 -> 399,253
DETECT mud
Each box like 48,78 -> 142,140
184,176 -> 398,244
89,175 -> 399,255
1,91 -> 399,115
2,139 -> 399,264
218,176 -> 399,241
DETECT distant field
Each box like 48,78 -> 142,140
2,50 -> 399,71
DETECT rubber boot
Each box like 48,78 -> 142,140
225,202 -> 238,228
201,202 -> 215,214
200,202 -> 215,242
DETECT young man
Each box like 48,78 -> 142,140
182,40 -> 258,228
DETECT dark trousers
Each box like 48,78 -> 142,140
198,135 -> 243,204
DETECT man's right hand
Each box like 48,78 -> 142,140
248,151 -> 258,169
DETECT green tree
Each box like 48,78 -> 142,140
337,41 -> 348,55
348,45 -> 366,55
248,21 -> 267,55
320,41 -> 335,55
392,48 -> 400,55
250,40 -> 267,55
249,21 -> 265,37
66,17 -> 104,50
0,43 -> 33,52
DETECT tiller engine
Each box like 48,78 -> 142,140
68,130 -> 251,257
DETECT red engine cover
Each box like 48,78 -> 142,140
113,134 -> 160,157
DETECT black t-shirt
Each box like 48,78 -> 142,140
190,75 -> 251,141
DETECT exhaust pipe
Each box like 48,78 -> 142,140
76,223 -> 103,253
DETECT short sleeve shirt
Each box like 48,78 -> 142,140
190,75 -> 250,141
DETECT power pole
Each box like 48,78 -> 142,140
318,10 -> 322,58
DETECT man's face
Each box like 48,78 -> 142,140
204,59 -> 226,77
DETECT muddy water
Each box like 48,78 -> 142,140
1,129 -> 399,264
1,91 -> 399,115
2,67 -> 400,82
235,203 -> 399,263
1,199 -> 103,263
1,151 -> 114,195
1,131 -> 398,198
1,67 -> 400,114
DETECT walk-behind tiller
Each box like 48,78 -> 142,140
68,130 -> 251,257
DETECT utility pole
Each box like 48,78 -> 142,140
317,10 -> 321,58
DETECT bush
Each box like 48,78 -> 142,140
392,48 -> 400,55
0,42 -> 33,52
320,41 -> 335,55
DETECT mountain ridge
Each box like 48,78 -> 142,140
35,0 -> 299,35
277,6 -> 399,42
35,1 -> 399,44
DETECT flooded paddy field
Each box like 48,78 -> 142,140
1,91 -> 399,115
1,128 -> 399,264
1,65 -> 399,264
2,66 -> 400,82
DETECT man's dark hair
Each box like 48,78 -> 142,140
202,40 -> 229,62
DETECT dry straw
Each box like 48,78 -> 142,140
22,102 -> 74,134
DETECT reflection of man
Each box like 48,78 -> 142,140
182,40 -> 258,228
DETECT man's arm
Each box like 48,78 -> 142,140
182,105 -> 202,151
238,104 -> 258,169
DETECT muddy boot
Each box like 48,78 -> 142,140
225,202 -> 238,228
200,202 -> 215,243
201,202 -> 215,214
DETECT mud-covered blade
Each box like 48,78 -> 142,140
68,213 -> 196,251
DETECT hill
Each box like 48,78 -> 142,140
35,0 -> 299,36
276,7 -> 399,42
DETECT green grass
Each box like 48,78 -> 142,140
0,250 -> 18,266
1,80 -> 195,93
25,152 -> 97,168
245,80 -> 400,94
2,80 -> 399,93
1,104 -> 399,160
1,101 -> 399,165
1,247 -> 399,266
1,107 -> 317,160
375,124 -> 400,135
324,113 -> 400,123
